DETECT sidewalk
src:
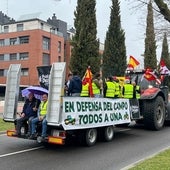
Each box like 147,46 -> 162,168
0,101 -> 24,118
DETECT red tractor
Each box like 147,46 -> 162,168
126,69 -> 170,130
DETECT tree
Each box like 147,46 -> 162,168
69,0 -> 100,78
160,32 -> 170,68
102,0 -> 126,78
154,0 -> 170,22
144,0 -> 157,69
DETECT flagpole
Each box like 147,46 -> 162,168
100,54 -> 103,97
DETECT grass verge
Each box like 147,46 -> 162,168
0,118 -> 14,132
128,149 -> 170,170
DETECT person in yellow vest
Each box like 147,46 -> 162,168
103,76 -> 116,98
92,73 -> 101,97
30,93 -> 48,140
132,81 -> 141,99
122,79 -> 134,99
80,82 -> 89,97
112,77 -> 121,98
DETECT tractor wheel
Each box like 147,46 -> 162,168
164,102 -> 170,125
143,96 -> 165,130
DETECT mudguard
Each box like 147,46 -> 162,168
140,87 -> 164,100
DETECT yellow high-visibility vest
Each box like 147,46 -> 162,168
123,84 -> 134,99
92,82 -> 100,95
136,85 -> 140,99
106,81 -> 116,98
80,84 -> 89,97
40,101 -> 48,116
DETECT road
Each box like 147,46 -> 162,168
0,124 -> 170,170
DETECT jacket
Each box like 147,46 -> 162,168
22,97 -> 40,118
68,76 -> 82,95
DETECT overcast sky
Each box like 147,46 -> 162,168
1,0 -> 157,68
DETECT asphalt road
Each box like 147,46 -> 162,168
1,124 -> 170,170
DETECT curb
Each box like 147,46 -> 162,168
0,131 -> 6,135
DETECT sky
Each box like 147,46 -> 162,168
0,0 -> 159,68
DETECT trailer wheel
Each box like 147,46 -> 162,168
85,128 -> 97,147
143,96 -> 165,130
103,126 -> 114,142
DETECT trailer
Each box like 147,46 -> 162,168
3,63 -> 170,146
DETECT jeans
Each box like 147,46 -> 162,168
31,117 -> 47,137
27,116 -> 36,134
94,94 -> 101,98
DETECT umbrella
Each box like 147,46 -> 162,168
21,86 -> 49,100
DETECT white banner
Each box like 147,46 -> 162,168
62,97 -> 131,130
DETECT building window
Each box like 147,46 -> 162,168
43,37 -> 50,50
0,54 -> 4,61
43,53 -> 50,65
19,36 -> 29,44
41,23 -> 44,29
58,56 -> 61,62
17,23 -> 23,31
0,39 -> 5,46
10,38 -> 17,45
58,41 -> 61,53
21,68 -> 28,76
19,52 -> 28,60
4,25 -> 9,33
0,69 -> 4,77
10,53 -> 17,60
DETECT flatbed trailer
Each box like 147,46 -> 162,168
3,62 -> 170,146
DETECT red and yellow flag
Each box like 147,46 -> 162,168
82,66 -> 93,97
144,68 -> 161,84
127,56 -> 140,70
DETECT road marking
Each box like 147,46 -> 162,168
0,134 -> 6,137
0,146 -> 44,158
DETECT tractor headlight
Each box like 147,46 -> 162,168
148,85 -> 153,88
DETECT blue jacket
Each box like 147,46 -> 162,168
22,97 -> 40,118
68,76 -> 82,95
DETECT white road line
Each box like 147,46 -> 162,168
0,134 -> 6,136
0,146 -> 44,158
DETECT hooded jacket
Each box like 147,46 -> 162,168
68,76 -> 82,95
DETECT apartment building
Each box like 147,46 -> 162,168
0,17 -> 65,94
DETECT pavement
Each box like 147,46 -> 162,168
0,101 -> 24,118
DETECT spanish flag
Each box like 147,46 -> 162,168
82,66 -> 93,97
144,68 -> 161,84
127,55 -> 140,70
